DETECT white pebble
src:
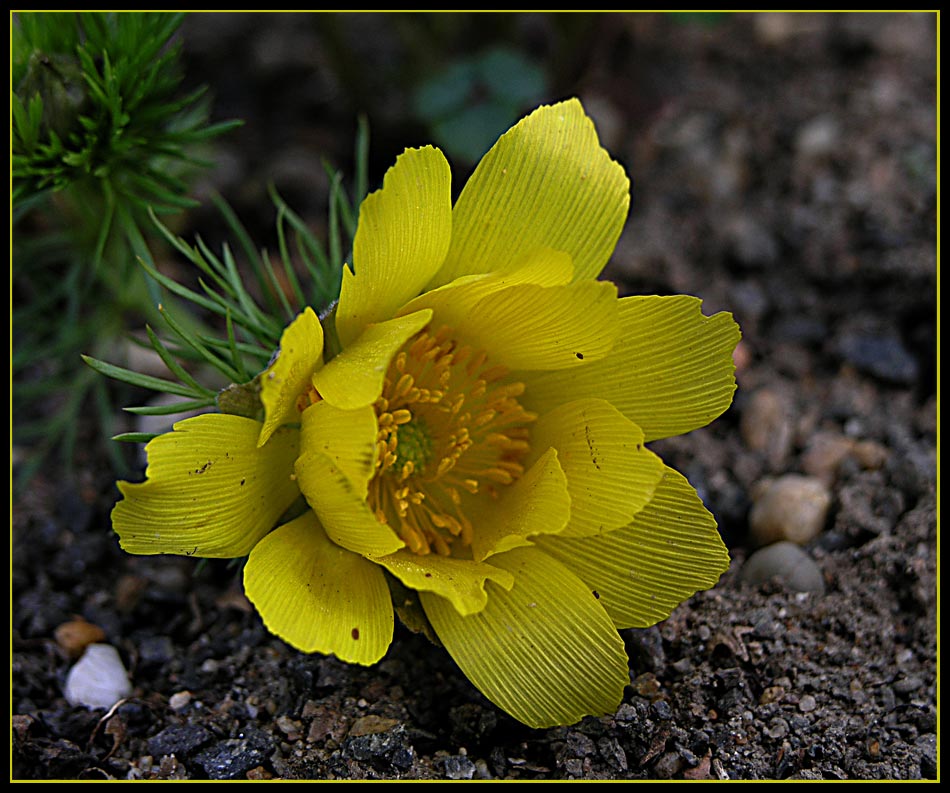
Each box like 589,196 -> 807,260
64,644 -> 133,710
749,474 -> 832,546
168,690 -> 193,711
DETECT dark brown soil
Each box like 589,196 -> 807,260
12,13 -> 937,780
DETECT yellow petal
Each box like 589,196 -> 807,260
429,98 -> 629,288
399,246 -> 574,329
244,511 -> 393,664
421,547 -> 629,728
114,414 -> 299,558
311,309 -> 432,410
336,146 -> 452,348
258,307 -> 323,448
535,467 -> 730,629
299,401 -> 377,497
525,295 -> 741,441
469,447 -> 571,561
295,448 -> 404,557
408,278 -> 618,372
528,399 -> 664,538
375,550 -> 514,617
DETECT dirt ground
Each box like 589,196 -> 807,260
12,13 -> 938,780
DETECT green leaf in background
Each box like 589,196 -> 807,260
412,47 -> 547,164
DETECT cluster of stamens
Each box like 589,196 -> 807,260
369,325 -> 535,556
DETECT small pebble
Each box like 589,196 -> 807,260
598,736 -> 628,772
194,727 -> 274,780
741,542 -> 826,595
895,648 -> 915,666
798,694 -> 818,713
852,440 -> 889,470
917,734 -> 937,779
349,715 -> 400,737
801,431 -> 855,485
276,714 -> 301,741
893,676 -> 923,695
168,691 -> 192,711
64,643 -> 133,710
741,388 -> 794,468
767,718 -> 788,739
836,330 -> 919,385
148,723 -> 214,758
749,474 -> 832,546
759,685 -> 786,705
796,115 -> 840,159
444,755 -> 476,780
54,619 -> 106,659
632,672 -> 661,698
653,751 -> 686,779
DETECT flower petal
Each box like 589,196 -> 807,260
114,414 -> 299,558
258,307 -> 324,447
528,398 -> 664,538
299,401 -> 377,497
534,467 -> 730,629
244,511 -> 393,664
469,447 -> 571,561
421,547 -> 629,728
336,146 -> 452,348
399,246 -> 574,329
408,278 -> 618,372
375,550 -> 514,617
429,98 -> 629,288
525,295 -> 741,441
312,309 -> 432,410
295,449 -> 404,557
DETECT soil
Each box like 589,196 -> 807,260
12,13 -> 938,780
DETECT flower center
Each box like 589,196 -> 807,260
370,325 -> 535,556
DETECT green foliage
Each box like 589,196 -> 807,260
83,118 -> 370,444
13,12 -> 240,250
412,47 -> 547,164
12,12 -> 240,487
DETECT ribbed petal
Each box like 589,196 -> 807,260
295,450 -> 405,557
312,309 -> 432,410
469,447 -> 571,561
375,551 -> 514,617
336,146 -> 452,348
114,414 -> 299,558
429,98 -> 629,288
535,467 -> 730,629
399,246 -> 574,328
295,449 -> 404,558
244,511 -> 393,664
299,401 -> 377,497
528,399 -> 664,538
525,295 -> 741,441
258,307 -> 324,447
409,278 -> 618,372
421,547 -> 629,728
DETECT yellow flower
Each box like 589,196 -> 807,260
113,99 -> 740,729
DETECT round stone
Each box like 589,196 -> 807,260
740,541 -> 826,595
749,474 -> 832,546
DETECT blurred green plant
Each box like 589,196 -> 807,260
12,12 -> 240,252
12,12 -> 240,486
82,119 -> 370,447
411,46 -> 547,164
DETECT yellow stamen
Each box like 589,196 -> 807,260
368,325 -> 534,556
